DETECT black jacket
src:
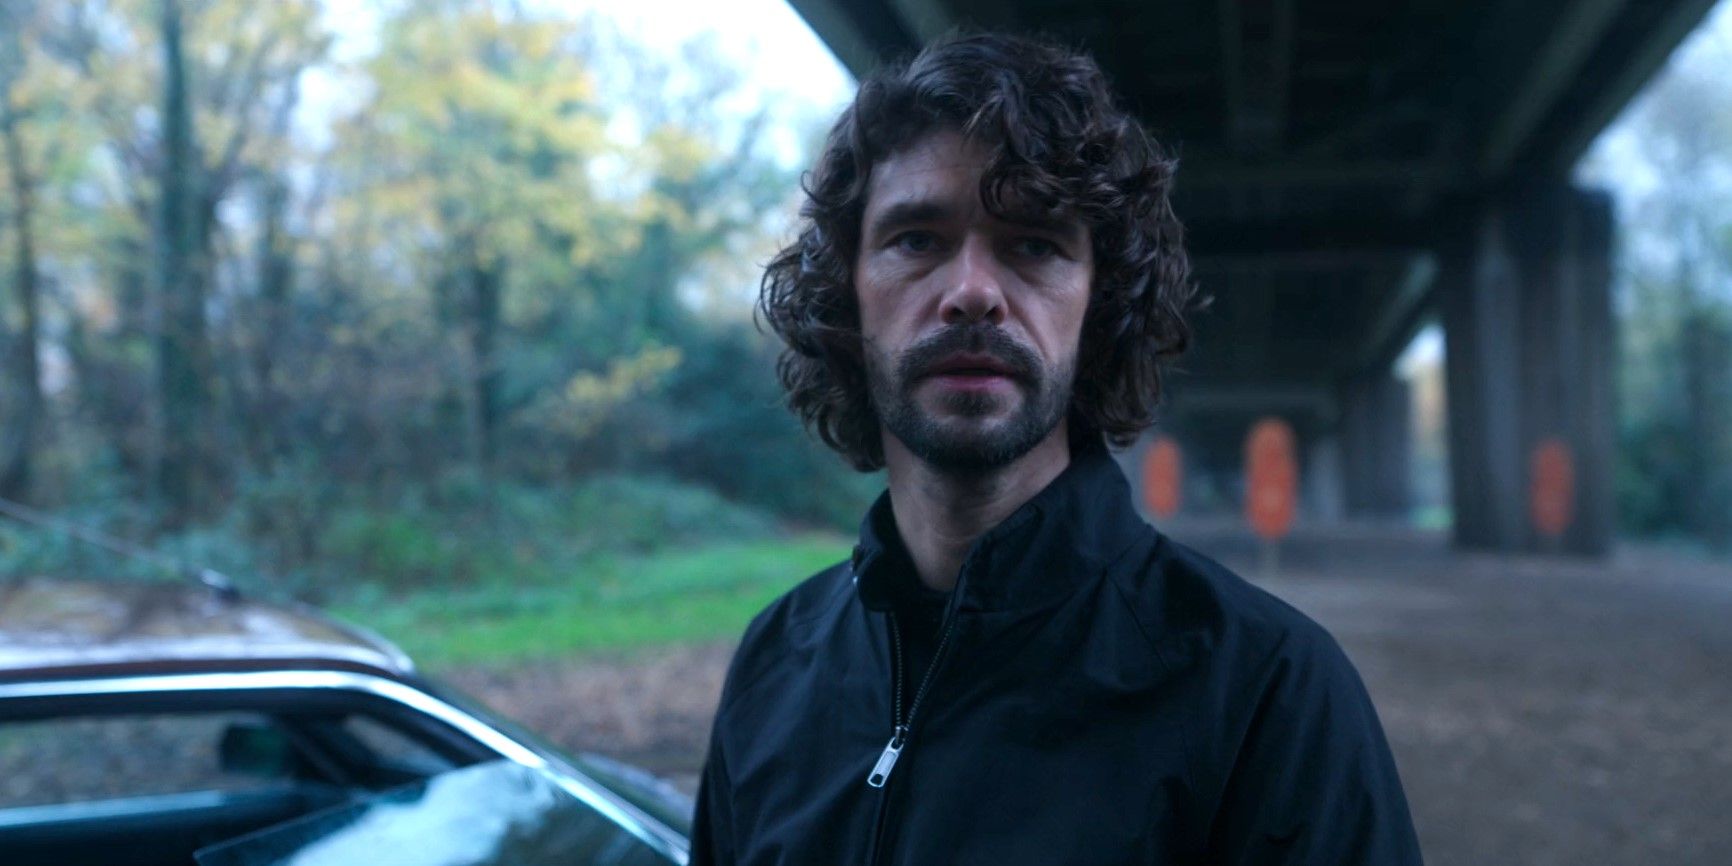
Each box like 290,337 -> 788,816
691,446 -> 1422,865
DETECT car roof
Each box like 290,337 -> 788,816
0,577 -> 416,682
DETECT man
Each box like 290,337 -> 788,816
692,32 -> 1422,866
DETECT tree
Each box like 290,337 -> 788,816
1581,12 -> 1732,550
345,0 -> 625,474
1,0 -> 863,562
153,0 -> 213,526
24,0 -> 326,524
0,2 -> 48,503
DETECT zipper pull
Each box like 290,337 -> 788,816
866,727 -> 908,788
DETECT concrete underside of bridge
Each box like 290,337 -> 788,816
788,0 -> 1721,555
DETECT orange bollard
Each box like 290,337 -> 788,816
1141,438 -> 1183,520
1245,418 -> 1298,574
1530,438 -> 1575,543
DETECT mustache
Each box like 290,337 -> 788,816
894,324 -> 1042,384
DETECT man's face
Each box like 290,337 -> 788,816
854,129 -> 1093,474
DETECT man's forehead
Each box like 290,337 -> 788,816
864,131 -> 988,209
862,130 -> 1084,235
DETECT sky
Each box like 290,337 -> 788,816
559,0 -> 853,108
310,0 -> 852,114
1579,0 -> 1732,198
301,0 -> 854,171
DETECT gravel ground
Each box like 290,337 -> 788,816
445,525 -> 1732,866
444,643 -> 731,791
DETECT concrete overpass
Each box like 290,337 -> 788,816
788,0 -> 1723,555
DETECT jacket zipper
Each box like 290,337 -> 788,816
866,613 -> 909,788
867,609 -> 961,788
863,607 -> 964,864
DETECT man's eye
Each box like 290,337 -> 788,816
891,231 -> 938,253
1014,237 -> 1059,259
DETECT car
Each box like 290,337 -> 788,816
0,574 -> 692,866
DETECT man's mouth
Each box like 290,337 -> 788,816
923,353 -> 1021,388
928,351 -> 1018,379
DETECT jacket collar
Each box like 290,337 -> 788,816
851,441 -> 1151,614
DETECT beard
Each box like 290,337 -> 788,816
866,323 -> 1075,475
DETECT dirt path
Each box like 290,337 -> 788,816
442,643 -> 730,793
446,528 -> 1732,866
1254,542 -> 1732,866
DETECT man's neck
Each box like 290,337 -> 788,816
882,424 -> 1073,592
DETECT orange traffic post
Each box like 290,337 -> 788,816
1244,418 -> 1298,576
1141,437 -> 1183,520
1529,438 -> 1576,549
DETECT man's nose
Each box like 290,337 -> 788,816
939,236 -> 1007,326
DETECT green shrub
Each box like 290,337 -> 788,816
558,474 -> 778,552
321,507 -> 470,590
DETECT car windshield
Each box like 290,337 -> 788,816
192,760 -> 679,866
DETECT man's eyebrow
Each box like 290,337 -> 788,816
864,199 -> 954,238
864,198 -> 1086,241
1003,213 -> 1086,237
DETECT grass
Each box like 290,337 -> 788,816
339,535 -> 850,668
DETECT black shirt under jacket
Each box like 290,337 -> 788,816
690,445 -> 1422,866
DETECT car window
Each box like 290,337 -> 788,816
571,752 -> 694,836
0,713 -> 286,809
194,759 -> 682,866
340,715 -> 456,776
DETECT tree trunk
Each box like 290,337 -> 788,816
155,0 -> 216,527
248,175 -> 293,472
0,100 -> 44,503
467,250 -> 503,473
1682,307 -> 1732,550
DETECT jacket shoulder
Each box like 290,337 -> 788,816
1109,534 -> 1406,804
1107,532 -> 1347,676
715,558 -> 854,712
1127,541 -> 1420,861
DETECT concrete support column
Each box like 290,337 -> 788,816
1339,373 -> 1413,519
1439,185 -> 1615,555
1305,435 -> 1346,522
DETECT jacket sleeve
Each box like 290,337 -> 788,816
688,723 -> 736,866
682,713 -> 737,866
1205,628 -> 1423,865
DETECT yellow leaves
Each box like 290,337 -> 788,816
535,345 -> 684,440
643,125 -> 715,185
342,3 -> 637,303
564,344 -> 682,408
3,11 -> 93,120
364,10 -> 602,160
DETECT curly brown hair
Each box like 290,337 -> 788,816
758,32 -> 1195,472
